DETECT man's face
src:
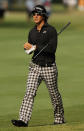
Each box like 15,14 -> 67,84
33,12 -> 44,24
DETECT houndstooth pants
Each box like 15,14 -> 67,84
19,62 -> 64,124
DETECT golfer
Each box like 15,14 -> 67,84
11,5 -> 65,127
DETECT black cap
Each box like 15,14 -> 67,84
32,5 -> 48,19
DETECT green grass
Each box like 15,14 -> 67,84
0,9 -> 84,131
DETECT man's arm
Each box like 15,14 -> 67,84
24,32 -> 36,54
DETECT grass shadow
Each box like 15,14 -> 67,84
0,20 -> 34,29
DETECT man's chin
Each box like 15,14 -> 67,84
35,21 -> 39,24
35,21 -> 42,25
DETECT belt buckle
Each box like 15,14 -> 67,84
45,64 -> 47,67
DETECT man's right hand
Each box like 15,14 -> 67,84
24,42 -> 33,50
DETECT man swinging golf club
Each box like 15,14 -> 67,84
11,5 -> 65,127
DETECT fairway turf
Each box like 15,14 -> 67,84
0,9 -> 84,131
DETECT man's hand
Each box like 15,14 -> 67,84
24,42 -> 36,54
24,42 -> 33,50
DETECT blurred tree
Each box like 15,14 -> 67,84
18,0 -> 23,6
0,0 -> 8,18
52,0 -> 62,3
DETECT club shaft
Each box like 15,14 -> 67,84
33,44 -> 48,59
57,22 -> 71,35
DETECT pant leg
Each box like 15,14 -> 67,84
42,63 -> 64,123
19,63 -> 42,124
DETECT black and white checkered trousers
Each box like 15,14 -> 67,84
19,62 -> 64,124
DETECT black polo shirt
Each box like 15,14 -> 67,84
28,23 -> 58,66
